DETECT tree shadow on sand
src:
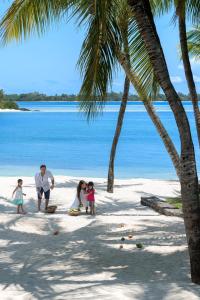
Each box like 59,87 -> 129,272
0,196 -> 200,300
55,179 -> 143,191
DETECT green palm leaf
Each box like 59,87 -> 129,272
77,0 -> 122,118
0,0 -> 73,44
128,18 -> 160,101
187,26 -> 200,60
186,0 -> 200,24
152,0 -> 200,24
151,0 -> 173,16
77,0 -> 161,118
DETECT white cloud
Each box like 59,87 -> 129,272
178,58 -> 200,70
178,64 -> 184,70
190,57 -> 200,66
170,76 -> 183,83
194,75 -> 200,83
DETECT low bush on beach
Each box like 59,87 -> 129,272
0,100 -> 19,110
166,197 -> 182,209
136,243 -> 143,249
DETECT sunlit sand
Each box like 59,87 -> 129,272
0,176 -> 200,299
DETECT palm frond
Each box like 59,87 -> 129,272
77,0 -> 161,118
128,18 -> 161,101
152,0 -> 200,24
117,50 -> 154,106
186,0 -> 200,25
0,0 -> 73,44
151,0 -> 173,16
77,0 -> 122,119
187,26 -> 200,60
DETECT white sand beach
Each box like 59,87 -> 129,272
0,176 -> 200,300
0,109 -> 21,112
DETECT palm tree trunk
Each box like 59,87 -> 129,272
107,21 -> 131,193
107,76 -> 130,193
128,0 -> 200,284
117,52 -> 181,179
178,12 -> 200,147
143,101 -> 180,178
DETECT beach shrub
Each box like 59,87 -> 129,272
0,100 -> 19,110
166,197 -> 182,209
136,243 -> 143,249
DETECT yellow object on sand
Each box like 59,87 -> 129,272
68,208 -> 80,216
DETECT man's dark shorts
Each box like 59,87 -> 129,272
38,188 -> 50,200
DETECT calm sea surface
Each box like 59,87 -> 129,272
0,101 -> 199,179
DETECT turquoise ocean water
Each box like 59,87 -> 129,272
0,101 -> 199,179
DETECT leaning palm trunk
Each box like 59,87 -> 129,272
107,22 -> 131,193
128,0 -> 200,284
117,51 -> 181,179
107,76 -> 130,193
178,9 -> 200,147
143,101 -> 180,178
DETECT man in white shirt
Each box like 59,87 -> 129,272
35,164 -> 55,212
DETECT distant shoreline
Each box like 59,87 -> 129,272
15,99 -> 192,102
4,91 -> 195,102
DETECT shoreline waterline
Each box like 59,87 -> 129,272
0,174 -> 179,182
0,165 -> 178,180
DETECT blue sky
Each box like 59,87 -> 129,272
0,1 -> 199,95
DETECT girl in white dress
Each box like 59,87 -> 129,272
70,180 -> 89,213
12,179 -> 26,214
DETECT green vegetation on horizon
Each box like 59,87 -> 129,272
4,91 -> 198,102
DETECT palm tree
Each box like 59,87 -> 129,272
187,26 -> 200,60
177,2 -> 200,146
153,0 -> 200,147
79,1 -> 180,192
107,12 -> 130,193
127,0 -> 200,284
108,8 -> 180,192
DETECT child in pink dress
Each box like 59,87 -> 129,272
87,182 -> 95,215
